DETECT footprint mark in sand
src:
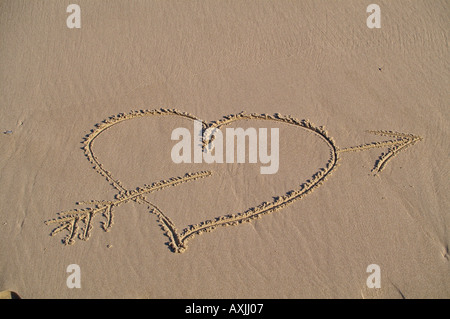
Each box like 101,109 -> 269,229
45,109 -> 422,253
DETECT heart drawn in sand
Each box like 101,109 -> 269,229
45,109 -> 422,253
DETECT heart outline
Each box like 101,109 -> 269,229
47,109 -> 340,252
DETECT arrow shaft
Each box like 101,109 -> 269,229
338,139 -> 404,153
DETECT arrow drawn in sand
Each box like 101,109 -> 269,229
45,109 -> 423,253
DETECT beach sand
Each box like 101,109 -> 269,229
0,0 -> 448,298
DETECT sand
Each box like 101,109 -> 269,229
0,0 -> 448,298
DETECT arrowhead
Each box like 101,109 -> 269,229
339,130 -> 423,175
368,131 -> 423,174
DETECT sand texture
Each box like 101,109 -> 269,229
0,0 -> 448,298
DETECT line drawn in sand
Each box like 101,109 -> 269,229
45,109 -> 422,253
